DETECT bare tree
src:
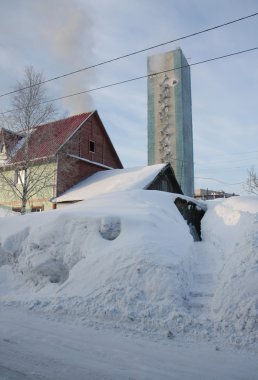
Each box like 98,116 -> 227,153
0,66 -> 56,214
245,167 -> 258,195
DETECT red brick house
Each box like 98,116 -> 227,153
0,110 -> 123,211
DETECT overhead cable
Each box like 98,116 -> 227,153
0,11 -> 257,98
195,176 -> 245,185
2,46 -> 257,115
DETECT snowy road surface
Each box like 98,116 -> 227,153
1,308 -> 258,380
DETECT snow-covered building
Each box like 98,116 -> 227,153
52,162 -> 183,207
52,163 -> 207,240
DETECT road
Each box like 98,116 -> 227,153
0,307 -> 258,380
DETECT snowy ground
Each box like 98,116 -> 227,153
1,307 -> 258,380
0,190 -> 258,378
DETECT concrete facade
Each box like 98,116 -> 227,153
147,48 -> 194,196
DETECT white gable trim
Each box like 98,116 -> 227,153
56,110 -> 95,154
67,154 -> 113,170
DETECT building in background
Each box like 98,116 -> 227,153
147,48 -> 194,196
194,188 -> 238,201
0,111 -> 123,212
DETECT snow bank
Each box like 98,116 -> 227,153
1,192 -> 258,350
0,190 -> 193,332
202,196 -> 258,346
0,206 -> 16,218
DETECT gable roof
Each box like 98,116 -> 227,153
8,111 -> 93,164
0,128 -> 22,159
53,163 -> 179,203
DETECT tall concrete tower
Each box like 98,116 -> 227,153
147,48 -> 194,196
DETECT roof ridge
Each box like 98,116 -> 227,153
0,127 -> 22,136
7,111 -> 96,164
38,111 -> 94,128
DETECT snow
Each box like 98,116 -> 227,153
0,206 -> 16,218
201,196 -> 258,346
1,308 -> 258,380
0,191 -> 192,328
0,190 -> 258,378
52,163 -> 168,202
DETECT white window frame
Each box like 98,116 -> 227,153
15,169 -> 25,185
0,142 -> 4,153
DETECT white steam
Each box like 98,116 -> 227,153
31,0 -> 95,114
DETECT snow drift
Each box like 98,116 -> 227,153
202,196 -> 258,346
0,190 -> 193,333
0,206 -> 15,218
0,192 -> 258,350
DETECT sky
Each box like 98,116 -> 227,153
0,0 -> 258,195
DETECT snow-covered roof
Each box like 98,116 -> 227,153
53,163 -> 169,203
8,112 -> 93,163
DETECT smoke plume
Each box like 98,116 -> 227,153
31,0 -> 95,114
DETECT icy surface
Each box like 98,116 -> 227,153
1,307 -> 258,380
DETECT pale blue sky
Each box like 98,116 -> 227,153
0,0 -> 258,194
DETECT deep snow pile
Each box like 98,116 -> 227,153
202,196 -> 258,346
0,190 -> 193,333
0,192 -> 258,349
0,206 -> 15,218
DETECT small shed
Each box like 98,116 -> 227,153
51,163 -> 182,207
52,163 -> 207,240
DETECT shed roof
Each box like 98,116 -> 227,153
53,163 -> 171,203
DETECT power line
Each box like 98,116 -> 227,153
196,156 -> 258,166
0,11 -> 258,99
195,176 -> 245,185
170,153 -> 258,169
203,149 -> 258,158
196,150 -> 258,163
196,166 -> 252,173
216,166 -> 251,171
2,46 -> 257,116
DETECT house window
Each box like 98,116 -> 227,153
158,179 -> 168,192
15,169 -> 25,185
161,180 -> 168,192
31,205 -> 44,212
89,140 -> 95,153
12,207 -> 21,213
